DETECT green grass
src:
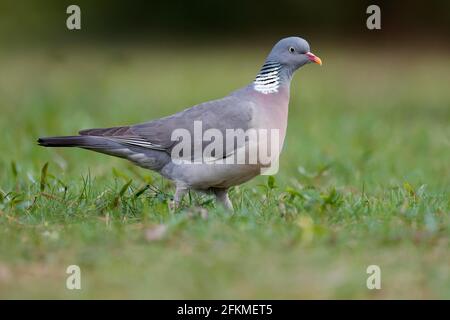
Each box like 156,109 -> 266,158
0,43 -> 449,299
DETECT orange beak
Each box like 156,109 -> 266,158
306,52 -> 322,66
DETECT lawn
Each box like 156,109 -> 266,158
0,42 -> 449,299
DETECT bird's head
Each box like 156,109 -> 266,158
267,37 -> 322,72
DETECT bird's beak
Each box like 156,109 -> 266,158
306,52 -> 322,66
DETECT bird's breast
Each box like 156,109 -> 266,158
250,87 -> 290,150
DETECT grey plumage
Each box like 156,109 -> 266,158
38,36 -> 322,210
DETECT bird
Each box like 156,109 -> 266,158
38,36 -> 322,210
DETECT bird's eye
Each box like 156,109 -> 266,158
289,47 -> 295,53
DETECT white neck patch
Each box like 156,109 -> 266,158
253,62 -> 282,94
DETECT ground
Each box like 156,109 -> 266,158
0,43 -> 449,298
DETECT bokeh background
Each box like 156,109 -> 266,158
1,0 -> 450,43
0,0 -> 449,298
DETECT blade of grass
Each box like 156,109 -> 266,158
40,162 -> 49,192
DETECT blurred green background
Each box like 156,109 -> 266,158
1,0 -> 450,43
0,1 -> 449,299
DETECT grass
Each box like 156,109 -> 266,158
0,43 -> 449,299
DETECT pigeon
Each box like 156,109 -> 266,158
38,36 -> 322,210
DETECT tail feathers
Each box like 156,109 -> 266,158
38,135 -> 111,148
37,135 -> 170,171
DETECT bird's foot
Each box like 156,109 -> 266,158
168,199 -> 179,212
213,188 -> 234,212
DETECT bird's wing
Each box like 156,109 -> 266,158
79,95 -> 255,160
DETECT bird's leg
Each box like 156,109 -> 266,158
214,188 -> 234,211
169,184 -> 188,211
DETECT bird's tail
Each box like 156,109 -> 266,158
37,135 -> 170,171
39,136 -> 84,147
37,135 -> 122,150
